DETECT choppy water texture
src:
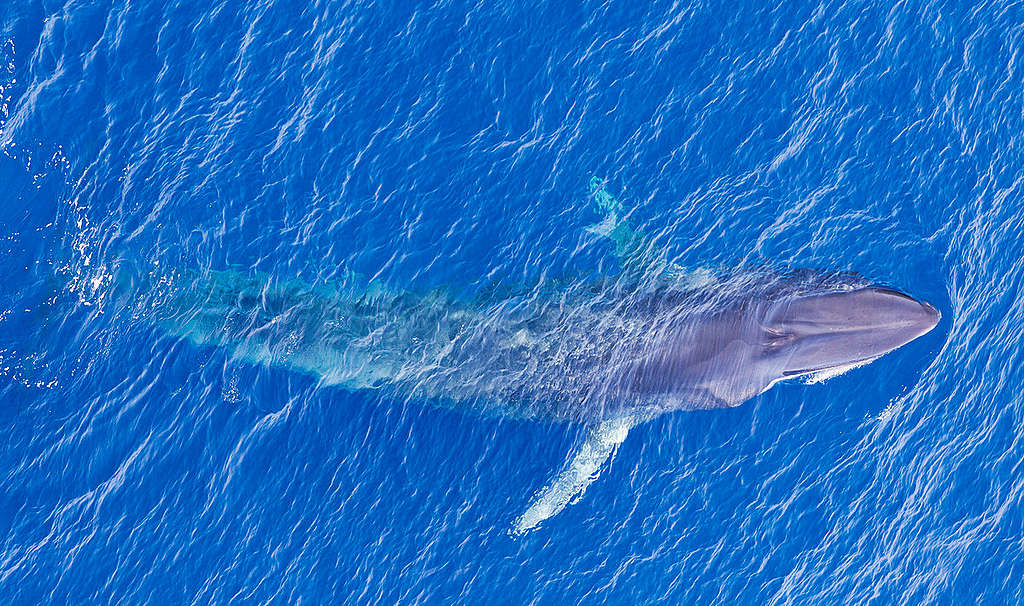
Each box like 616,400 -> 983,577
2,1 -> 1023,603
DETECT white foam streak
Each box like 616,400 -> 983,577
802,356 -> 880,384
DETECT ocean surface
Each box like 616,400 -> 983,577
2,0 -> 1022,603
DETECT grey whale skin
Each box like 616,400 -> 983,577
146,271 -> 940,423
625,286 -> 940,411
124,178 -> 941,530
125,265 -> 939,533
136,269 -> 940,532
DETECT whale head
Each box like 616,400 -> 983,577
627,286 -> 940,409
760,287 -> 940,380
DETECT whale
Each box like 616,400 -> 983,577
109,180 -> 940,533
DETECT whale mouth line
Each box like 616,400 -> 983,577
781,354 -> 880,377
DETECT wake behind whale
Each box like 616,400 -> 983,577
104,181 -> 940,533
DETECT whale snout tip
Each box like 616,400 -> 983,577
872,287 -> 940,337
919,300 -> 941,333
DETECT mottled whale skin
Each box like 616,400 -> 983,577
117,180 -> 941,532
128,267 -> 938,533
137,268 -> 939,422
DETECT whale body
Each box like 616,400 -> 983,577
139,269 -> 938,423
121,263 -> 939,534
113,181 -> 941,532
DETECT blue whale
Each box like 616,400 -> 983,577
117,181 -> 940,532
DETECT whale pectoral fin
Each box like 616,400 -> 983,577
585,178 -> 721,291
583,211 -> 622,238
585,179 -> 678,281
511,415 -> 637,535
585,179 -> 647,268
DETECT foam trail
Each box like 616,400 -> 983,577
512,416 -> 635,535
802,356 -> 880,384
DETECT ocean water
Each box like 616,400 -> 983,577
1,0 -> 1022,603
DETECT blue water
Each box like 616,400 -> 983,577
2,0 -> 1022,602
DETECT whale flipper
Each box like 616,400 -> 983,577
583,211 -> 623,239
512,415 -> 637,535
585,178 -> 715,290
585,177 -> 646,269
